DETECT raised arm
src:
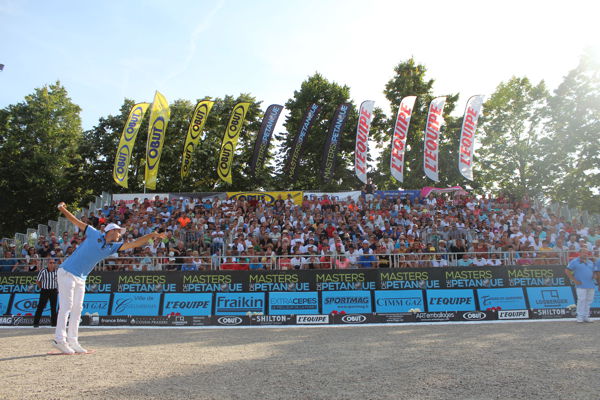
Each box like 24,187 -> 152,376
57,202 -> 87,232
120,231 -> 166,251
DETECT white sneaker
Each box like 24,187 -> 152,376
52,340 -> 75,354
68,341 -> 88,353
584,318 -> 594,323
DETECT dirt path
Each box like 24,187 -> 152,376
1,321 -> 599,399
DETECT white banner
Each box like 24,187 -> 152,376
354,100 -> 375,184
458,95 -> 484,181
423,96 -> 446,182
304,191 -> 362,202
390,96 -> 417,183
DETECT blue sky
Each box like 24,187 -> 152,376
1,0 -> 599,129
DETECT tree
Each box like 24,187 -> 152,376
373,59 -> 459,190
0,82 -> 83,236
545,51 -> 600,213
475,77 -> 550,200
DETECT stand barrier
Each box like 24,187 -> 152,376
1,265 -> 597,326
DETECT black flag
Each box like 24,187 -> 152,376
250,104 -> 283,176
321,103 -> 351,183
285,103 -> 321,181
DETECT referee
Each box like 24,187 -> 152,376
33,258 -> 58,328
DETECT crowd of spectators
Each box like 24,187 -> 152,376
1,191 -> 599,272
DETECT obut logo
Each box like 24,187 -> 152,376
114,144 -> 131,181
124,106 -> 145,141
190,104 -> 210,139
218,141 -> 234,177
462,312 -> 486,321
217,316 -> 243,326
341,315 -> 367,324
227,105 -> 245,139
147,117 -> 166,169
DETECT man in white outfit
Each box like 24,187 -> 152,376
53,202 -> 165,354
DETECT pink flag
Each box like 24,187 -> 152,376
390,96 -> 417,183
354,100 -> 375,184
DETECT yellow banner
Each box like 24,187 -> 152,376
145,91 -> 171,190
227,191 -> 303,205
217,102 -> 250,184
113,103 -> 150,188
181,100 -> 214,179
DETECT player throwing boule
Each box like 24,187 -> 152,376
52,202 -> 166,354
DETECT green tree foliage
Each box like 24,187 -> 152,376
373,59 -> 459,190
274,73 -> 360,191
475,77 -> 550,199
545,52 -> 600,213
0,82 -> 83,236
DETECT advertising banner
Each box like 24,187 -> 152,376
423,96 -> 446,182
379,269 -> 442,290
182,271 -> 244,292
162,293 -> 212,316
115,273 -> 176,292
506,266 -> 568,287
374,190 -> 421,202
181,100 -> 215,179
0,293 -> 10,314
145,91 -> 171,190
426,289 -> 476,312
315,270 -> 378,291
476,288 -> 527,310
321,290 -> 372,314
285,103 -> 321,180
227,191 -> 303,206
0,274 -> 37,293
82,293 -> 111,316
111,293 -> 161,316
390,96 -> 417,183
214,292 -> 265,315
250,104 -> 283,175
217,102 -> 250,184
304,191 -> 362,202
249,270 -> 309,292
458,95 -> 484,181
268,292 -> 319,315
354,100 -> 375,184
10,293 -> 50,315
86,274 -> 114,293
322,103 -> 351,183
113,102 -> 150,188
374,290 -> 424,313
526,287 -> 575,309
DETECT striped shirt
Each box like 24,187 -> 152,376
37,268 -> 58,290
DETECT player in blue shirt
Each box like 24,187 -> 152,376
565,250 -> 600,323
53,202 -> 165,354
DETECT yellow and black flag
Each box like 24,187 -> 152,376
181,100 -> 214,179
113,102 -> 150,188
145,91 -> 170,190
217,102 -> 250,184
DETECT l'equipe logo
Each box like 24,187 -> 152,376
498,310 -> 529,319
296,315 -> 329,324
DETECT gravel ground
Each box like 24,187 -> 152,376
1,321 -> 599,400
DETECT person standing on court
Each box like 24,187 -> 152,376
53,202 -> 166,354
565,249 -> 600,323
33,258 -> 58,328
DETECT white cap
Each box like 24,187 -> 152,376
104,223 -> 126,234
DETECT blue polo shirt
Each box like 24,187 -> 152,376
567,257 -> 597,289
60,226 -> 123,279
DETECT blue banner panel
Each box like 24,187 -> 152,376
10,293 -> 50,315
374,290 -> 424,313
163,293 -> 212,316
477,288 -> 527,310
111,293 -> 161,316
592,286 -> 600,309
426,289 -> 476,311
526,287 -> 575,309
321,290 -> 372,314
0,294 -> 11,314
268,292 -> 319,315
215,292 -> 265,315
82,293 -> 111,316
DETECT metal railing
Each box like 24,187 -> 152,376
0,250 -> 577,273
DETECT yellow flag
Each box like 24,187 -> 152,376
217,102 -> 250,184
113,103 -> 150,188
145,91 -> 170,190
181,100 -> 215,179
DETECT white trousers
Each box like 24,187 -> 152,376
55,268 -> 86,343
576,288 -> 595,321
